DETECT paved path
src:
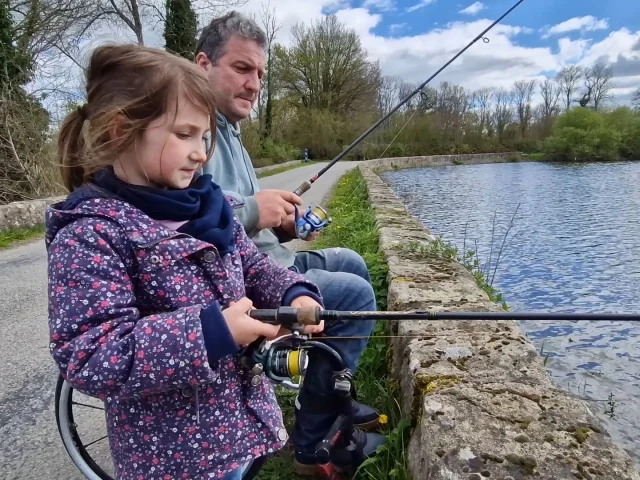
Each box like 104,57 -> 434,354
0,160 -> 359,479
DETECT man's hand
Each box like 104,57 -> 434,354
255,189 -> 303,230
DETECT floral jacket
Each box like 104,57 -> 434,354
45,194 -> 322,479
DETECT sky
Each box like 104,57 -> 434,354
225,0 -> 640,105
37,0 -> 640,112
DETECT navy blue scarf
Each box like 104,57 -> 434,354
84,168 -> 236,256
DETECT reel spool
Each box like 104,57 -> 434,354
244,333 -> 309,390
295,204 -> 332,240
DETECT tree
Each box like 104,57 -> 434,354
538,78 -> 561,135
512,79 -> 536,137
633,87 -> 640,111
273,14 -> 381,114
471,87 -> 494,135
258,1 -> 281,139
164,0 -> 197,60
583,62 -> 614,111
492,87 -> 513,141
555,65 -> 582,112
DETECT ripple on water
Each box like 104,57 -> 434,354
382,161 -> 640,467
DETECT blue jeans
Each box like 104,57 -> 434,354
290,247 -> 377,454
220,461 -> 251,480
292,247 -> 377,374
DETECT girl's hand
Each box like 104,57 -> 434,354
283,296 -> 325,335
223,297 -> 281,346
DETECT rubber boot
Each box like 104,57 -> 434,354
292,351 -> 385,476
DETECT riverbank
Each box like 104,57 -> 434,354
360,158 -> 640,479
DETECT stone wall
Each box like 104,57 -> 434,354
367,152 -> 524,173
0,196 -> 65,232
0,161 -> 302,233
359,161 -> 640,480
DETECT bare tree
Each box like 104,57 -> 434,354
255,1 -> 281,139
538,78 -> 560,134
492,87 -> 513,141
583,62 -> 614,111
632,87 -> 640,111
512,79 -> 536,137
377,75 -> 403,117
471,86 -> 494,135
555,65 -> 582,112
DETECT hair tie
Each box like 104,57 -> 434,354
77,103 -> 89,120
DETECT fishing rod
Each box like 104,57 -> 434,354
291,0 -> 526,240
241,305 -> 640,390
249,305 -> 640,328
292,0 -> 526,199
241,304 -> 634,478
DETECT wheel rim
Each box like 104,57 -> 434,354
55,376 -> 114,480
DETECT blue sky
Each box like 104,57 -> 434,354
362,0 -> 639,45
39,0 -> 640,115
266,0 -> 640,105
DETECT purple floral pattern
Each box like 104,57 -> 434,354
45,196 -> 320,479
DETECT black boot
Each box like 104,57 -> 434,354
292,350 -> 385,477
292,391 -> 386,477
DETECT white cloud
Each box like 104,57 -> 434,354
459,2 -> 484,16
558,37 -> 591,63
542,16 -> 609,39
362,0 -> 396,10
406,0 -> 436,13
389,23 -> 408,34
29,0 -> 640,116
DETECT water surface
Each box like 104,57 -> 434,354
382,161 -> 640,466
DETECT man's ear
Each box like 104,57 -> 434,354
195,52 -> 211,71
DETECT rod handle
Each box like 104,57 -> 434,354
293,181 -> 311,197
249,306 -> 323,326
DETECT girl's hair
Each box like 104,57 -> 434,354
58,43 -> 217,191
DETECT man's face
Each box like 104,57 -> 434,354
196,35 -> 265,124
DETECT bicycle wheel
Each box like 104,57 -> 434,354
54,375 -> 114,480
54,375 -> 266,480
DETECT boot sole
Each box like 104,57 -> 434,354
293,459 -> 350,477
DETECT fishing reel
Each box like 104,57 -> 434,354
294,203 -> 332,240
243,332 -> 309,389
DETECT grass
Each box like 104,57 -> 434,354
256,161 -> 311,179
256,167 -> 413,480
0,224 -> 45,250
396,237 -> 509,311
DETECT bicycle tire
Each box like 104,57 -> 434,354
54,375 -> 114,480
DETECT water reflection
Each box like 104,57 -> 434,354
382,161 -> 640,466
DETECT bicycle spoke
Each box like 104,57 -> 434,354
84,435 -> 108,448
72,401 -> 105,411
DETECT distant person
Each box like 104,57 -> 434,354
195,11 -> 385,474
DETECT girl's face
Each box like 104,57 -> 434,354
114,93 -> 211,189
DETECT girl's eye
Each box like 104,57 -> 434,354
177,133 -> 190,139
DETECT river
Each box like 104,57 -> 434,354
381,160 -> 640,467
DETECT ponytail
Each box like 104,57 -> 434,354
58,105 -> 88,192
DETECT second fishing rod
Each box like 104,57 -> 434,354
290,0 -> 526,239
291,0 -> 526,200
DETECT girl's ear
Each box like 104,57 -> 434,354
107,113 -> 128,144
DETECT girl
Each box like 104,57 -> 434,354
46,43 -> 324,480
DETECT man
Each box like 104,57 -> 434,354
194,11 -> 385,475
